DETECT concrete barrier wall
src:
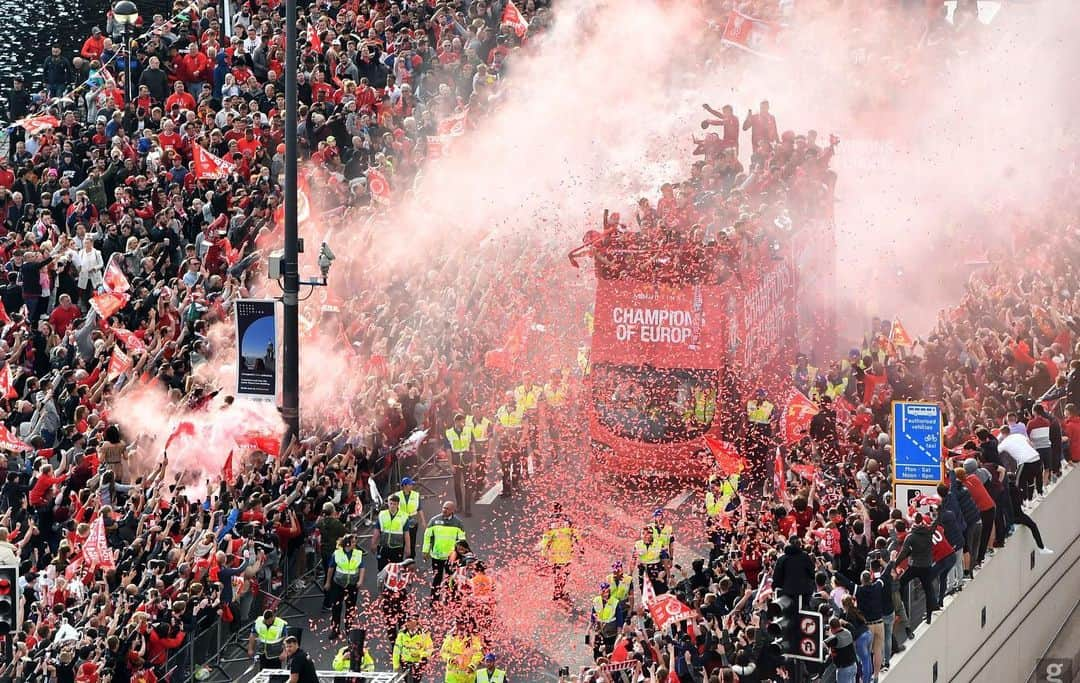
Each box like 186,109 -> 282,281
883,467 -> 1080,683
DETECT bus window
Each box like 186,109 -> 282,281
592,363 -> 719,444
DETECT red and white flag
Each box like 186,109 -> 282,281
111,326 -> 146,354
0,364 -> 16,400
164,420 -> 197,451
107,347 -> 131,380
82,515 -> 116,570
641,576 -> 696,631
890,318 -> 914,348
367,168 -> 391,204
307,24 -> 323,53
103,253 -> 130,294
90,291 -> 130,320
437,109 -> 469,137
773,450 -> 785,493
17,114 -> 60,135
192,144 -> 236,180
720,11 -> 781,59
782,389 -> 819,444
501,0 -> 529,38
235,430 -> 281,457
0,424 -> 30,452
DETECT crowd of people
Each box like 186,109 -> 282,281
0,0 -> 1067,682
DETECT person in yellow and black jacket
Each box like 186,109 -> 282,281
465,404 -> 492,503
538,503 -> 580,603
392,615 -> 433,683
494,391 -> 525,496
541,369 -> 570,463
324,534 -> 366,640
440,620 -> 484,683
514,371 -> 542,465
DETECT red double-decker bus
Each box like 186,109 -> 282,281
578,215 -> 835,479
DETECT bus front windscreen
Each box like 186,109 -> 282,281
591,362 -> 718,444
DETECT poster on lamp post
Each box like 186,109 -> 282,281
235,299 -> 277,400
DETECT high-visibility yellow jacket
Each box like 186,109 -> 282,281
441,634 -> 483,683
393,629 -> 433,669
539,524 -> 579,565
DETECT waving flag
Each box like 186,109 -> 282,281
235,430 -> 280,457
501,0 -> 529,38
890,318 -> 914,347
307,24 -> 323,53
111,326 -> 146,354
0,364 -> 16,399
15,114 -> 60,135
0,301 -> 11,325
103,253 -> 130,293
164,420 -> 197,451
703,434 -> 746,475
774,450 -> 785,493
367,168 -> 391,204
192,144 -> 236,180
782,390 -> 819,444
222,450 -> 235,485
107,347 -> 131,380
89,291 -> 130,320
82,515 -> 116,570
0,424 -> 31,452
437,109 -> 468,137
721,11 -> 781,59
641,575 -> 696,630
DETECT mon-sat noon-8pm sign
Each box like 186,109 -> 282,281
892,401 -> 944,484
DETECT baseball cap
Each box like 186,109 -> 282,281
401,477 -> 414,486
484,654 -> 497,663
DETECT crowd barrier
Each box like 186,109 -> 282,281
883,466 -> 1080,682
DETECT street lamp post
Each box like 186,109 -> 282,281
112,0 -> 138,102
280,0 -> 301,443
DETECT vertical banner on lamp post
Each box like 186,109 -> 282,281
235,299 -> 278,400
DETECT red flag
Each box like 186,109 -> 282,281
790,463 -> 818,481
642,576 -> 696,630
0,364 -> 16,400
89,291 -> 130,319
720,10 -> 781,59
107,347 -> 131,380
17,114 -> 60,135
774,451 -> 785,493
82,515 -> 116,570
307,24 -> 323,53
103,253 -> 130,294
0,424 -> 29,452
164,420 -> 197,451
437,109 -> 468,137
235,431 -> 280,457
0,301 -> 10,325
890,318 -> 914,348
782,390 -> 819,444
112,326 -> 146,354
834,394 -> 856,427
367,168 -> 391,204
222,450 -> 235,485
703,434 -> 745,475
501,0 -> 529,38
192,144 -> 236,180
863,371 -> 891,406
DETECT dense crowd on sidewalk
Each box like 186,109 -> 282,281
0,0 -> 1068,682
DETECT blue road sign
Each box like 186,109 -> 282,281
892,401 -> 943,483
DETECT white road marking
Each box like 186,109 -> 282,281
476,481 -> 504,505
664,489 -> 693,511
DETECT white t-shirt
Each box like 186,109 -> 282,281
998,432 -> 1041,466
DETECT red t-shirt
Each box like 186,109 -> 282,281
963,474 -> 995,512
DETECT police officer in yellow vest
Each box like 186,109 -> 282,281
247,610 -> 288,669
332,643 -> 375,672
538,504 -> 580,603
494,391 -> 524,496
792,353 -> 818,396
445,413 -> 474,517
824,363 -> 848,399
324,534 -> 365,639
423,501 -> 467,598
634,527 -> 667,592
705,473 -> 739,562
690,386 -> 717,426
373,494 -> 412,570
393,615 -> 433,683
542,369 -> 569,461
465,406 -> 492,500
476,653 -> 508,683
590,582 -> 624,659
397,477 -> 425,560
440,622 -> 483,683
515,372 -> 541,461
605,561 -> 634,612
746,388 -> 775,462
